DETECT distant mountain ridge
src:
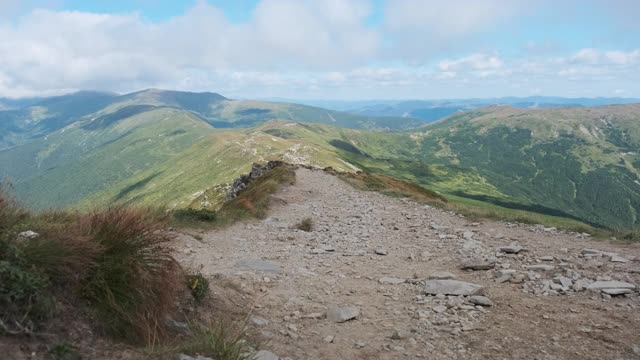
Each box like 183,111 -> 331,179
293,96 -> 640,122
0,89 -> 423,149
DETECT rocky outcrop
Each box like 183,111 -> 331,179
225,161 -> 288,201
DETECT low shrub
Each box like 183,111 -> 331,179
186,272 -> 210,303
295,217 -> 313,232
174,208 -> 217,222
50,341 -> 80,360
0,239 -> 54,334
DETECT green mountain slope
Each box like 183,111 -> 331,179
0,108 -> 215,208
2,96 -> 639,230
320,105 -> 640,229
0,89 -> 423,150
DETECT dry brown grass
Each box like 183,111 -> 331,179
79,207 -> 181,345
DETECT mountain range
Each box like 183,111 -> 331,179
295,96 -> 640,122
1,89 -> 639,230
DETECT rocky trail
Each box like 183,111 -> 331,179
174,168 -> 640,360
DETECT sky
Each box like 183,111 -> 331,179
0,0 -> 639,99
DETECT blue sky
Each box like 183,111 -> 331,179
0,0 -> 639,99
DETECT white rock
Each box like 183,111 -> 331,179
17,230 -> 39,240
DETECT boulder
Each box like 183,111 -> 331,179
424,280 -> 484,296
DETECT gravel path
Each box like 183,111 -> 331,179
175,168 -> 640,360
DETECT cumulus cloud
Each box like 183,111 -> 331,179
0,0 -> 379,97
0,0 -> 639,98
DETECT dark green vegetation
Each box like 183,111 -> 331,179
1,88 -> 639,231
314,105 -> 640,230
186,272 -> 210,303
295,217 -> 314,232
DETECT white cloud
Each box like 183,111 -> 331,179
439,54 -> 504,72
0,0 -> 380,97
0,1 -> 639,99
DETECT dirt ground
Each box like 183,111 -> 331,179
172,168 -> 640,360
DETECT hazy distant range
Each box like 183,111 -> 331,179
274,96 -> 640,122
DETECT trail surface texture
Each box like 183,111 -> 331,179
175,168 -> 640,360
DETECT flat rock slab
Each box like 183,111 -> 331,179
586,280 -> 636,290
428,271 -> 456,280
379,277 -> 406,284
609,255 -> 628,263
424,280 -> 484,296
462,260 -> 496,271
602,288 -> 633,295
255,350 -> 280,360
498,245 -> 524,254
234,259 -> 282,274
327,305 -> 360,323
527,264 -> 555,271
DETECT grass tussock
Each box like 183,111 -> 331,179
178,320 -> 254,360
295,217 -> 313,232
79,207 -> 180,345
0,186 -> 182,345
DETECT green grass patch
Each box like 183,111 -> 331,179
178,320 -> 254,360
186,271 -> 210,303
